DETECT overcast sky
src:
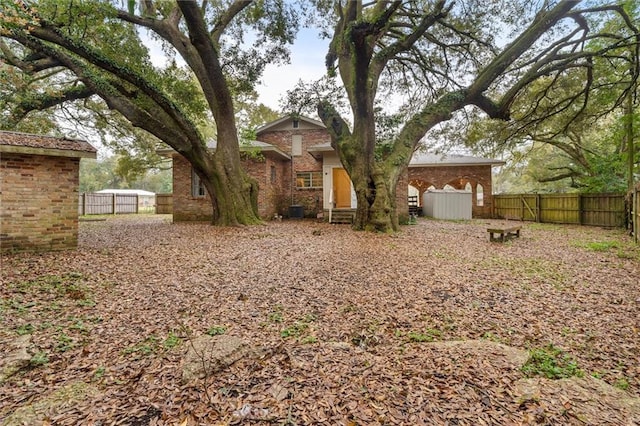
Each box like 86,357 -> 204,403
257,28 -> 330,111
146,28 -> 329,113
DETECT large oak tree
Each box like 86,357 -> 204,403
315,0 -> 638,232
0,0 -> 300,225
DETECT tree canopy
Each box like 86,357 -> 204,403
0,0 -> 300,225
458,3 -> 640,193
306,0 -> 638,231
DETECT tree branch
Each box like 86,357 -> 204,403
177,1 -> 238,146
5,84 -> 93,127
371,1 -> 449,80
210,0 -> 252,45
468,0 -> 578,100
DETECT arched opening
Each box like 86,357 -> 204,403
445,177 -> 470,191
408,184 -> 420,201
476,183 -> 484,206
408,179 -> 435,206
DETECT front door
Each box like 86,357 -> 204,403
333,168 -> 351,208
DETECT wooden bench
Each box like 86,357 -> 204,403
487,225 -> 522,242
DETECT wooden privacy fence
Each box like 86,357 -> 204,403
155,193 -> 173,214
494,193 -> 626,228
78,193 -> 139,215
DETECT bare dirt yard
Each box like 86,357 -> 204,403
1,215 -> 639,425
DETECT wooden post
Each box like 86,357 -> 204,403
536,194 -> 541,222
112,194 -> 117,215
578,193 -> 583,225
82,193 -> 87,216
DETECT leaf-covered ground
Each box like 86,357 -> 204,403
1,215 -> 639,425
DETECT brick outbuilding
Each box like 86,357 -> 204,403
409,153 -> 505,218
1,131 -> 97,253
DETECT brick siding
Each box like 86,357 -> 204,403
1,154 -> 81,252
408,164 -> 495,218
259,128 -> 328,218
172,155 -> 213,221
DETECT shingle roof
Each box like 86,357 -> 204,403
208,139 -> 291,160
0,130 -> 97,158
256,115 -> 325,134
307,144 -> 506,167
157,139 -> 291,161
409,152 -> 505,167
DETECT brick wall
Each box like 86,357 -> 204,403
259,128 -> 329,217
172,154 -> 291,221
1,153 -> 81,252
396,171 -> 409,220
242,156 -> 289,219
408,164 -> 495,218
172,155 -> 213,221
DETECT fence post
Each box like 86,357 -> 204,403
82,193 -> 86,216
135,194 -> 139,214
112,193 -> 117,215
536,194 -> 541,222
578,193 -> 583,225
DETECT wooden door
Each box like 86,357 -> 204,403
333,168 -> 351,208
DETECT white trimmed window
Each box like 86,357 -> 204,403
296,171 -> 322,188
192,169 -> 206,197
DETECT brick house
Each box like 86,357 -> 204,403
1,131 -> 97,253
166,115 -> 504,221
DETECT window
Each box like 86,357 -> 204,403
296,171 -> 322,188
292,134 -> 302,156
292,119 -> 299,128
270,165 -> 276,184
191,169 -> 206,197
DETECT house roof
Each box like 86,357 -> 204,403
409,152 -> 505,167
307,143 -> 505,167
0,130 -> 97,159
208,139 -> 290,160
256,115 -> 326,134
157,139 -> 290,161
306,142 -> 334,160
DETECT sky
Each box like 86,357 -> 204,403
256,28 -> 330,111
146,27 -> 330,113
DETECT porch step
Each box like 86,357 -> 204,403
329,209 -> 355,224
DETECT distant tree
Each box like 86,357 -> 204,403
79,154 -> 172,193
79,156 -> 125,193
310,0 -> 638,231
0,0 -> 300,225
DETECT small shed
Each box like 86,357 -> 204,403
1,131 -> 97,253
422,189 -> 472,220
